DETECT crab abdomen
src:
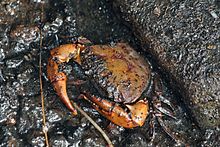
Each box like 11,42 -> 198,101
81,43 -> 151,103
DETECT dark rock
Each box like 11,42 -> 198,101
120,133 -> 148,147
0,0 -> 49,61
28,131 -> 46,147
10,25 -> 40,45
81,128 -> 106,147
50,135 -> 69,147
113,0 -> 220,128
201,128 -> 220,146
0,0 -> 48,25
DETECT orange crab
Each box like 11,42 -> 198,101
47,38 -> 174,129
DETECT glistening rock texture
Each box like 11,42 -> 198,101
113,0 -> 220,128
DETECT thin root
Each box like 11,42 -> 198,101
39,3 -> 50,147
72,102 -> 114,147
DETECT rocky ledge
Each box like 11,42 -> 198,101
113,0 -> 220,128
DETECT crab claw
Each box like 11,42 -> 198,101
50,72 -> 77,115
81,93 -> 149,128
47,43 -> 87,115
47,57 -> 77,115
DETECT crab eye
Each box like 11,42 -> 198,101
52,56 -> 59,62
77,37 -> 92,46
68,53 -> 75,59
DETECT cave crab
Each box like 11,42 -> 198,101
47,37 -> 178,141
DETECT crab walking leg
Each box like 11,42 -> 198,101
81,93 -> 149,128
47,44 -> 86,115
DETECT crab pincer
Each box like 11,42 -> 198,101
47,43 -> 86,115
80,92 -> 149,128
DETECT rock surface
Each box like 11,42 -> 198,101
113,0 -> 220,128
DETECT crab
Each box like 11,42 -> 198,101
47,38 -> 178,140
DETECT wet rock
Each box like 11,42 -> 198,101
29,132 -> 45,147
10,25 -> 40,45
0,57 -> 27,145
48,0 -> 134,44
1,59 -> 46,138
43,17 -> 64,37
113,0 -> 220,128
50,135 -> 69,146
0,84 -> 19,125
18,96 -> 43,135
0,0 -> 48,25
62,120 -> 88,146
3,59 -> 39,96
0,0 -> 49,60
120,133 -> 148,147
4,26 -> 42,60
201,128 -> 220,146
0,125 -> 24,147
80,128 -> 106,147
0,25 -> 9,60
46,109 -> 63,124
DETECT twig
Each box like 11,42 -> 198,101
72,102 -> 114,147
39,3 -> 50,147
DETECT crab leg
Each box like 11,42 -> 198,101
80,93 -> 149,128
152,73 -> 176,119
47,44 -> 86,115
